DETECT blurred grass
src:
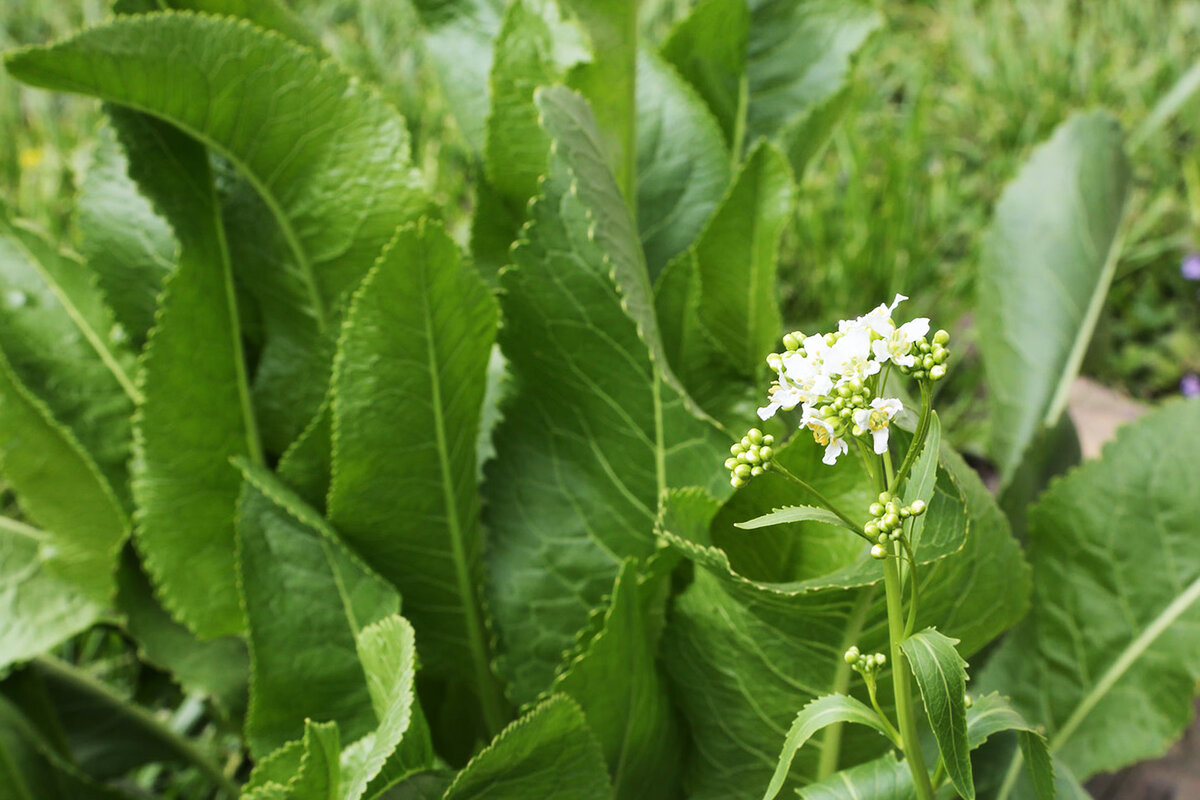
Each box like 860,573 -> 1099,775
3,0 -> 1198,402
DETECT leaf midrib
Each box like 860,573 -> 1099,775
419,252 -> 501,734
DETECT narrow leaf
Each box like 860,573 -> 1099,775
899,629 -> 972,799
981,400 -> 1200,781
734,505 -> 848,531
328,219 -> 505,736
762,694 -> 895,800
442,695 -> 612,800
236,459 -> 399,757
977,111 -> 1130,486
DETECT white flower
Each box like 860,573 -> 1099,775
757,377 -> 803,420
839,294 -> 908,338
853,397 -> 903,454
801,406 -> 849,465
827,327 -> 880,386
871,317 -> 930,367
782,351 -> 834,400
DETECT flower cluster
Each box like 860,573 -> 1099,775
865,492 -> 926,558
843,646 -> 887,676
757,295 -> 948,466
725,428 -> 775,488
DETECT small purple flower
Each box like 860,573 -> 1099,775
1183,253 -> 1200,281
1182,372 -> 1200,398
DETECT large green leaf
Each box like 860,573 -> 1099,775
745,0 -> 880,165
442,695 -> 612,800
963,694 -> 1054,800
0,348 -> 127,626
236,460 -> 399,758
483,86 -> 728,704
74,124 -> 176,351
762,694 -> 896,800
116,108 -> 259,639
660,0 -> 750,146
636,50 -> 731,279
562,0 -> 639,205
327,220 -> 505,732
980,399 -> 1200,783
654,140 -> 793,421
550,560 -> 682,800
0,211 -> 136,497
977,111 -> 1130,486
7,11 -> 428,453
658,439 -> 1027,799
898,629 -> 972,800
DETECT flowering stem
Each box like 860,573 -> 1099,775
901,536 -> 920,638
893,381 -> 932,489
770,463 -> 861,532
884,552 -> 936,800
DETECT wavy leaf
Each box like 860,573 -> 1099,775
898,629 -> 972,799
442,695 -> 612,800
551,559 -> 683,800
762,694 -> 896,800
327,219 -> 505,734
483,86 -> 727,704
977,111 -> 1130,486
981,399 -> 1200,782
235,459 -> 399,758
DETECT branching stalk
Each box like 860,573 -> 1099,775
771,463 -> 861,532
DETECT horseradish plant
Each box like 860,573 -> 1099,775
1,2 -> 1199,800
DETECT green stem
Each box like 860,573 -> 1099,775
931,756 -> 946,789
893,381 -> 932,489
32,657 -> 239,799
865,680 -> 903,749
771,463 -> 861,532
901,536 -> 920,638
883,554 -> 936,800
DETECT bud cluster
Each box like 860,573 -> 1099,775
843,646 -> 887,676
895,329 -> 951,382
865,492 -> 926,558
725,428 -> 775,488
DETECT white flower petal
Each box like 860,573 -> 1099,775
900,317 -> 930,340
823,438 -> 848,466
757,402 -> 779,421
871,427 -> 889,454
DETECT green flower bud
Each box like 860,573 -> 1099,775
930,365 -> 947,381
871,544 -> 887,559
874,653 -> 887,667
762,434 -> 775,446
909,499 -> 926,516
918,340 -> 931,354
849,378 -> 864,394
922,355 -> 935,370
878,492 -> 892,504
767,353 -> 783,371
748,428 -> 764,445
885,501 -> 899,516
731,476 -> 746,488
844,646 -> 860,664
751,466 -> 764,476
964,693 -> 973,708
868,502 -> 884,517
759,446 -> 774,462
912,369 -> 926,380
744,449 -> 761,464
899,507 -> 911,518
864,521 -> 879,537
883,513 -> 900,530
740,436 -> 751,448
933,329 -> 950,346
851,394 -> 864,407
782,333 -> 800,351
839,407 -> 853,419
730,442 -> 744,456
724,457 -> 737,470
734,463 -> 751,479
877,533 -> 889,544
